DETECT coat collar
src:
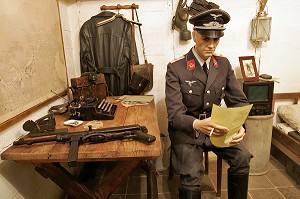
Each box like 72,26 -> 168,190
186,48 -> 219,90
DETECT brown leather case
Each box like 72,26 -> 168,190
70,73 -> 107,101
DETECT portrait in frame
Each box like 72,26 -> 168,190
239,56 -> 259,81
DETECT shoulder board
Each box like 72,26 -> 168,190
170,56 -> 185,64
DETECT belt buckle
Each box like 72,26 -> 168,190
199,113 -> 207,120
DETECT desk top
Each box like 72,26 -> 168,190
1,97 -> 161,163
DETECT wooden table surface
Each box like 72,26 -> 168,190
1,97 -> 161,163
1,97 -> 162,199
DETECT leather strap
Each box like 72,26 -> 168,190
133,9 -> 151,82
134,9 -> 148,64
97,67 -> 120,77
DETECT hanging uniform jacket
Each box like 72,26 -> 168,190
80,11 -> 139,96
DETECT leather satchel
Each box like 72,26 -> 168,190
129,9 -> 153,94
70,72 -> 107,102
130,71 -> 150,94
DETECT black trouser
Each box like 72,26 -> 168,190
171,137 -> 252,191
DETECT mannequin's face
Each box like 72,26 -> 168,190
192,30 -> 220,60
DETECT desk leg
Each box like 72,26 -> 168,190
95,160 -> 142,198
141,160 -> 158,199
34,163 -> 99,199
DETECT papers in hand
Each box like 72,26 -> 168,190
210,104 -> 253,147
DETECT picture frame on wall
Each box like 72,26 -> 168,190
239,56 -> 259,81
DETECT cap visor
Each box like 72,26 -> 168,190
196,29 -> 224,38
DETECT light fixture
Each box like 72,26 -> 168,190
250,0 -> 272,42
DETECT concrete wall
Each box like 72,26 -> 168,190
1,0 -> 300,198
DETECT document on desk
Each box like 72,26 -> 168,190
210,104 -> 253,147
119,95 -> 154,107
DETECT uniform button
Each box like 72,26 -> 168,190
222,87 -> 225,90
206,90 -> 210,94
206,102 -> 210,106
189,90 -> 193,93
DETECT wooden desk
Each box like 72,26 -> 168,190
1,97 -> 161,199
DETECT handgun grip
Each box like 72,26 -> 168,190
67,135 -> 81,167
133,130 -> 156,143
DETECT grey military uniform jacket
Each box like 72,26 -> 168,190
165,48 -> 249,146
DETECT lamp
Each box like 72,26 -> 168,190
250,0 -> 272,42
251,12 -> 272,42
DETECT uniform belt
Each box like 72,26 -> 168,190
199,112 -> 211,120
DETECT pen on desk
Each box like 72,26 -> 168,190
210,128 -> 214,136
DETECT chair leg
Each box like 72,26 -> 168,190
216,156 -> 222,197
204,151 -> 209,175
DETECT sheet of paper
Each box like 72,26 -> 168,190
210,104 -> 253,147
118,95 -> 154,107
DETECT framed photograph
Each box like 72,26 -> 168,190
239,56 -> 259,81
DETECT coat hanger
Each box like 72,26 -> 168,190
97,4 -> 141,27
96,13 -> 142,27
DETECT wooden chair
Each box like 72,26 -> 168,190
169,150 -> 223,197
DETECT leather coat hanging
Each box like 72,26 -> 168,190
80,11 -> 139,96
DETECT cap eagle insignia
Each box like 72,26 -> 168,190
211,14 -> 222,20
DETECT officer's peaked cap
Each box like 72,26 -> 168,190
189,9 -> 230,38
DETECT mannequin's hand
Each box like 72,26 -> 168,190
194,117 -> 229,137
230,126 -> 246,144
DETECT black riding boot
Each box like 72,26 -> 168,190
178,188 -> 201,199
227,171 -> 249,199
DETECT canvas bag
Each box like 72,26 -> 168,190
129,9 -> 153,94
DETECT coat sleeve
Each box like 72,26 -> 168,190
79,23 -> 97,73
